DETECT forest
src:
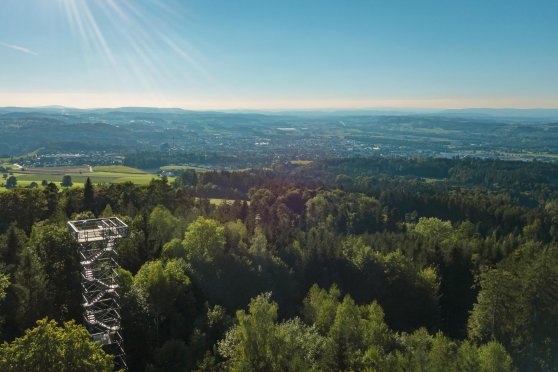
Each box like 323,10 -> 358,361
1,156 -> 558,371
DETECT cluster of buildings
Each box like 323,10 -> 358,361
14,152 -> 124,168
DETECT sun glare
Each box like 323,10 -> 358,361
56,0 -> 207,104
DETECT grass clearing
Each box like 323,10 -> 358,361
290,160 -> 313,165
209,198 -> 230,205
423,177 -> 445,184
93,165 -> 147,173
205,198 -> 250,205
17,166 -> 91,175
1,165 -> 172,191
160,165 -> 210,172
498,151 -> 558,160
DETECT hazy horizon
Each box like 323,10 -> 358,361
2,103 -> 558,114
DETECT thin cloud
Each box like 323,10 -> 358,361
0,41 -> 38,56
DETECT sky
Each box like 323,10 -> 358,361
0,0 -> 557,110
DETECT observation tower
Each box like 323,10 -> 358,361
68,217 -> 128,370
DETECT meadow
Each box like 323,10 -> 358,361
0,165 -> 171,191
0,165 -> 247,209
160,165 -> 209,172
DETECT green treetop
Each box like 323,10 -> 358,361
0,318 -> 113,371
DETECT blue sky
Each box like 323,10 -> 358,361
0,0 -> 557,109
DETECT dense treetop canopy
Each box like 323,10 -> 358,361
0,156 -> 557,370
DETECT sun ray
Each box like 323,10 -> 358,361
56,0 -> 211,101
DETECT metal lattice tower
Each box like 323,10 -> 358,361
68,217 -> 128,370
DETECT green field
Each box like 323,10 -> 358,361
290,160 -> 313,165
498,151 -> 558,160
423,177 -> 445,184
1,165 -> 172,190
0,180 -> 86,192
160,165 -> 210,172
93,165 -> 149,174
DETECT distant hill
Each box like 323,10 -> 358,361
1,106 -> 557,160
441,108 -> 558,120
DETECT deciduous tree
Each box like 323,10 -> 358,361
0,318 -> 113,371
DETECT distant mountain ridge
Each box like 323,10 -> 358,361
1,106 -> 558,119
